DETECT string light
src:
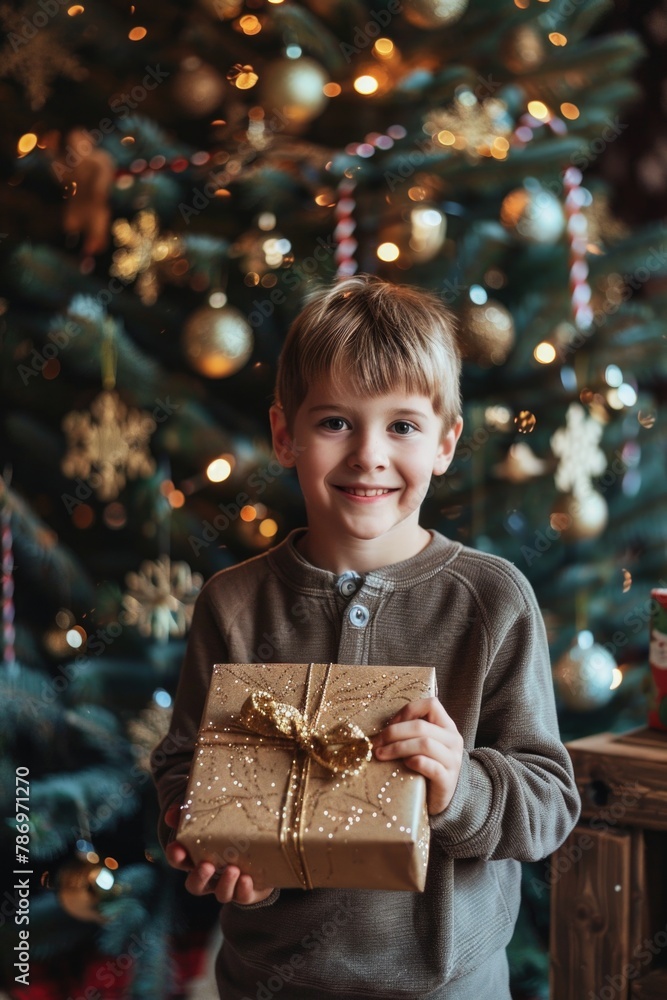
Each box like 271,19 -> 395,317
534,342 -> 557,364
207,458 -> 232,482
354,75 -> 379,95
377,242 -> 399,262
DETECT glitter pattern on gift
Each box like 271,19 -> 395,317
177,661 -> 436,891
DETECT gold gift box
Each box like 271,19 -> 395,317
177,661 -> 436,892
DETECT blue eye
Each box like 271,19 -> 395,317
392,421 -> 416,435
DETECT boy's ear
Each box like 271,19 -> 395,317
433,416 -> 463,477
269,404 -> 297,468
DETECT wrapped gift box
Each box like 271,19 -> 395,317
177,661 -> 437,892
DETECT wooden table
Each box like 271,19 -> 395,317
549,727 -> 667,1000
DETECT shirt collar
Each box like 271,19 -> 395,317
267,527 -> 460,595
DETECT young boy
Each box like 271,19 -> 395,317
151,274 -> 581,1000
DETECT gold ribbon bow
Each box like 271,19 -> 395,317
238,690 -> 373,776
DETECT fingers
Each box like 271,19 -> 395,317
164,802 -> 181,828
375,734 -> 458,766
165,840 -> 193,871
385,696 -> 451,729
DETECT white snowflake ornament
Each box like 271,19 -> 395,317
122,556 -> 203,642
550,402 -> 606,499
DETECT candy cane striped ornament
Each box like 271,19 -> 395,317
511,109 -> 593,331
334,125 -> 407,280
1,482 -> 16,672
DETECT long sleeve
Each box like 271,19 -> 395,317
150,585 -> 223,852
428,568 -> 581,862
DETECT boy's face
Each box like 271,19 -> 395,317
270,375 -> 462,570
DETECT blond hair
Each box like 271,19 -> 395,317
274,274 -> 462,431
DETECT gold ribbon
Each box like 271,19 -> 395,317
238,689 -> 373,776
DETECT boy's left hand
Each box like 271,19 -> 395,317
372,697 -> 464,815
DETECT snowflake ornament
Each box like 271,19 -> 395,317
110,210 -> 183,306
62,390 -> 156,501
122,556 -> 203,643
0,4 -> 87,110
551,402 -> 606,499
428,90 -> 512,161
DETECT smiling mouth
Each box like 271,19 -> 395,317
335,486 -> 397,497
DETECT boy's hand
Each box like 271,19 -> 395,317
372,697 -> 464,815
163,803 -> 276,905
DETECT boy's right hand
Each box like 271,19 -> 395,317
164,803 -> 276,906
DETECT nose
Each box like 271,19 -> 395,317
346,430 -> 388,471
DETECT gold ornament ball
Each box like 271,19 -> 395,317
259,57 -> 329,127
552,636 -> 616,710
500,186 -> 565,244
404,0 -> 469,28
460,300 -> 515,367
172,59 -> 226,117
550,491 -> 608,541
501,25 -> 545,74
183,304 -> 254,378
57,858 -> 118,924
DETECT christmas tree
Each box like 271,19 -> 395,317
1,0 -> 665,996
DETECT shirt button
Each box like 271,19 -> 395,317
336,570 -> 363,598
348,604 -> 370,628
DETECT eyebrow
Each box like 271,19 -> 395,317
307,404 -> 431,420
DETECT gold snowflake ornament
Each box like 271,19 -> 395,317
428,90 -> 512,160
551,402 -> 606,499
62,389 -> 156,501
110,210 -> 183,306
122,556 -> 203,643
0,4 -> 87,110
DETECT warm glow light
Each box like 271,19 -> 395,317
560,102 -> 580,120
168,490 -> 185,508
373,38 -> 394,57
66,626 -> 87,648
437,129 -> 456,146
67,4 -> 84,14
104,858 -> 119,870
514,0 -> 529,7
534,342 -> 557,364
527,100 -> 549,120
17,133 -> 38,155
128,26 -> 147,40
354,75 -> 379,95
377,242 -> 399,261
240,505 -> 257,522
259,518 -> 278,537
207,458 -> 232,482
235,69 -> 258,89
610,668 -> 623,690
493,136 -> 510,152
323,82 -> 341,97
548,32 -> 567,45
239,14 -> 261,34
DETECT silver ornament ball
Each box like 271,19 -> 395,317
552,632 -> 616,710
